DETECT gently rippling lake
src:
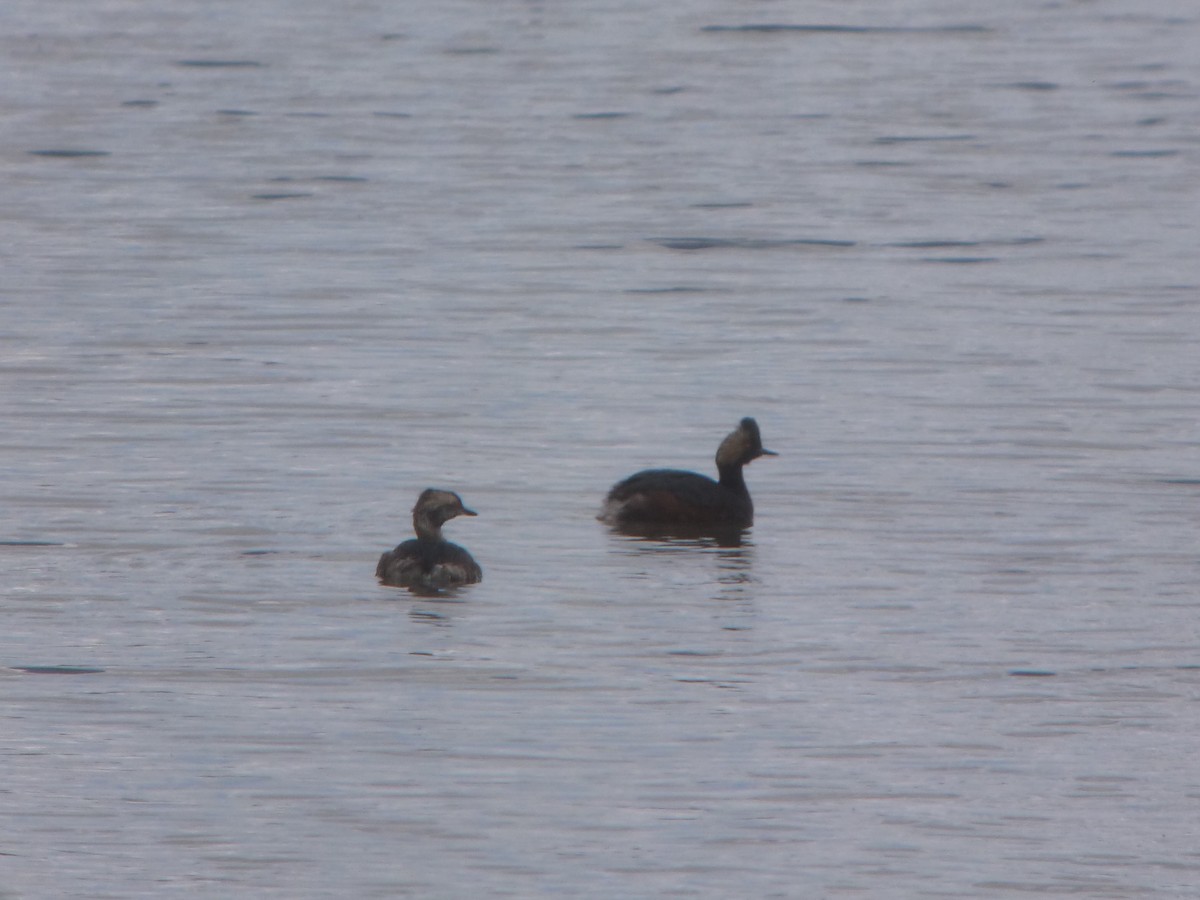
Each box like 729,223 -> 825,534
2,1 -> 1198,897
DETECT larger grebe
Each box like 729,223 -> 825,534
600,420 -> 777,532
376,488 -> 482,589
599,417 -> 776,532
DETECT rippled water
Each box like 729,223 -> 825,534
3,1 -> 1199,897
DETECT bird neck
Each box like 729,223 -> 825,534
413,512 -> 445,541
717,462 -> 747,493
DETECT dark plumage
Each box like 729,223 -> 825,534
599,417 -> 776,533
376,489 -> 482,590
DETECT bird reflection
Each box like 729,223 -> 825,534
713,542 -> 757,606
608,528 -> 758,600
407,599 -> 463,627
605,522 -> 750,549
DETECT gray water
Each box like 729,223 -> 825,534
3,1 -> 1199,897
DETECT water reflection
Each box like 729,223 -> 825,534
605,527 -> 759,604
401,589 -> 473,627
374,579 -> 476,628
604,523 -> 750,549
714,544 -> 755,582
408,607 -> 456,627
382,582 -> 477,600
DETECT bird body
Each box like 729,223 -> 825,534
600,418 -> 775,533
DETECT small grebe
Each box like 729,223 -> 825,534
599,417 -> 776,532
376,488 -> 482,589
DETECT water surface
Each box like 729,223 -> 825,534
2,1 -> 1198,897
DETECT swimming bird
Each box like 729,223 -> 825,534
599,417 -> 776,533
377,488 -> 482,589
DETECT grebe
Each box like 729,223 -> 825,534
599,417 -> 776,533
376,488 -> 482,589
